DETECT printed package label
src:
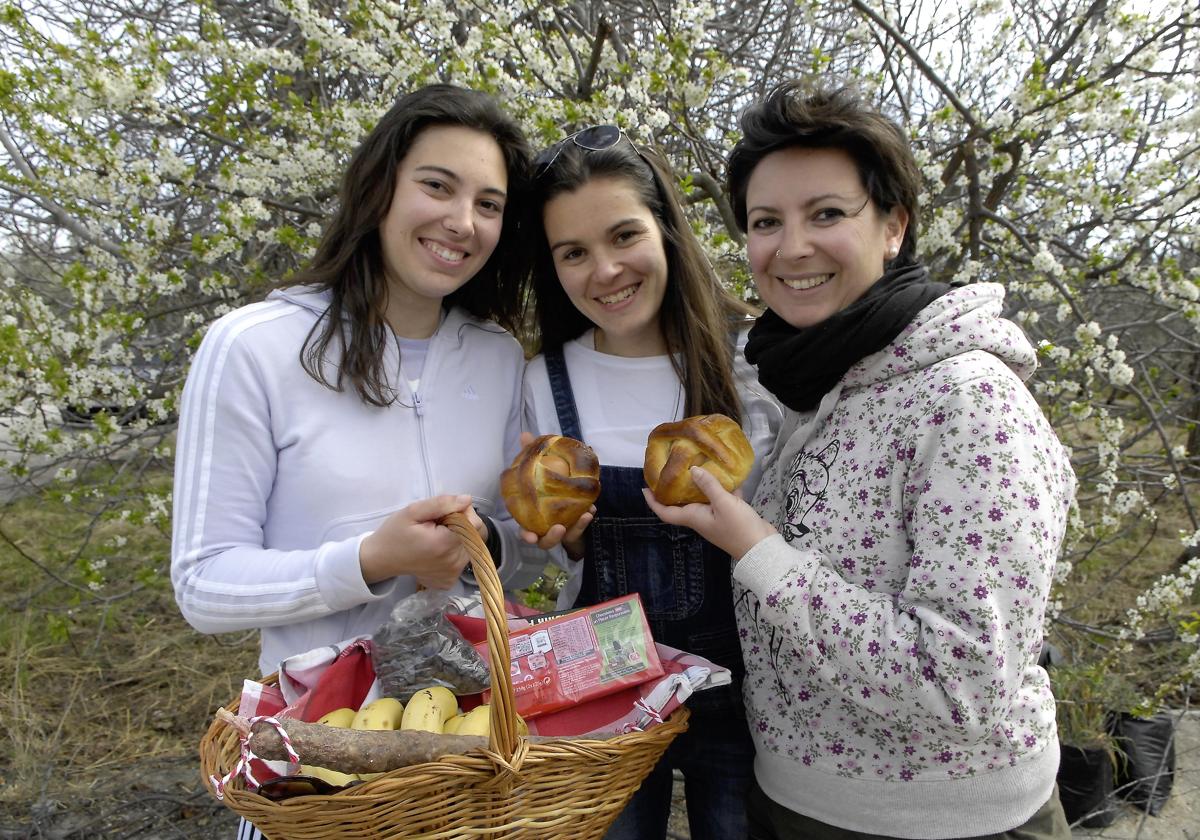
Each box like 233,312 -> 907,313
474,593 -> 663,719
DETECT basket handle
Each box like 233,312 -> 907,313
439,511 -> 519,763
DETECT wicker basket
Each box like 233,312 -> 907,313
199,512 -> 689,839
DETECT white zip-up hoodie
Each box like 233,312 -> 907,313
172,286 -> 543,674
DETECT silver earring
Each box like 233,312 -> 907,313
887,246 -> 898,258
776,249 -> 783,258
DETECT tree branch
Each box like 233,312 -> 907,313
0,124 -> 127,259
688,170 -> 743,245
847,0 -> 982,135
576,18 -> 612,100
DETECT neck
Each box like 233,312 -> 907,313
384,286 -> 443,339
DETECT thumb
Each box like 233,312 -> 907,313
519,431 -> 536,447
689,466 -> 727,503
405,493 -> 475,523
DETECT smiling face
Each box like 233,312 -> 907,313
378,125 -> 508,337
542,176 -> 670,357
745,146 -> 908,330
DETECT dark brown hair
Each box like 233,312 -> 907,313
726,83 -> 921,264
283,84 -> 532,406
528,135 -> 753,423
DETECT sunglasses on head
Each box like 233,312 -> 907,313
533,124 -> 648,178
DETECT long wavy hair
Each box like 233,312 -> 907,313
282,84 -> 532,406
528,135 -> 753,423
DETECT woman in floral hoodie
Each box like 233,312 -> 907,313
647,83 -> 1076,839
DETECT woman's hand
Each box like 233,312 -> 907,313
643,466 -> 777,561
359,494 -> 477,589
519,506 -> 595,559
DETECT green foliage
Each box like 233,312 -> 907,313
518,567 -> 568,613
1050,659 -> 1128,749
1182,610 -> 1200,637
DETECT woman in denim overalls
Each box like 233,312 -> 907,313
519,126 -> 781,840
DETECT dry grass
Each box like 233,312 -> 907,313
0,477 -> 257,836
1061,481 -> 1196,618
2,611 -> 257,792
1,627 -> 256,836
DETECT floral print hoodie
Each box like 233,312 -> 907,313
734,284 -> 1075,838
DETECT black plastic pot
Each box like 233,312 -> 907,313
1058,742 -> 1119,828
1109,712 -> 1176,816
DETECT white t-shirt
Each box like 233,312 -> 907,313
534,330 -> 683,466
397,335 -> 431,392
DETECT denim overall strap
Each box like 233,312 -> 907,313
580,465 -> 741,678
543,343 -> 753,840
542,346 -> 743,684
543,347 -> 583,441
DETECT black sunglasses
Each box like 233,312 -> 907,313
533,124 -> 648,178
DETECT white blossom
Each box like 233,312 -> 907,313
1107,362 -> 1134,387
1032,244 -> 1064,277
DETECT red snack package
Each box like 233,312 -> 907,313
472,594 -> 663,719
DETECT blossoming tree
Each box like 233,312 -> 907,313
1,0 -> 1197,699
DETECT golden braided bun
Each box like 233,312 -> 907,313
500,435 -> 601,536
643,414 -> 754,506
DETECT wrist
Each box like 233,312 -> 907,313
359,531 -> 387,585
733,524 -> 779,563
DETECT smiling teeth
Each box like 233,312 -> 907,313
598,285 -> 638,304
424,240 -> 466,262
783,274 -> 832,290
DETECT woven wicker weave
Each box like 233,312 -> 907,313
199,512 -> 689,839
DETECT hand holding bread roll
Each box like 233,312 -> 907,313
501,434 -> 601,536
643,414 -> 753,505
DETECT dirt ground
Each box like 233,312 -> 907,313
3,713 -> 1194,839
0,754 -> 236,839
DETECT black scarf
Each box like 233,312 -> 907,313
745,263 -> 951,412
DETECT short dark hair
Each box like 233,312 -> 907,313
726,83 -> 921,263
287,84 -> 532,406
528,135 -> 753,422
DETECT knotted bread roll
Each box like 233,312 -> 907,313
500,434 -> 601,536
643,414 -> 753,505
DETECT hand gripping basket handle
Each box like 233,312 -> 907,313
439,511 -> 520,764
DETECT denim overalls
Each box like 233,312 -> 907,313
546,348 -> 754,840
